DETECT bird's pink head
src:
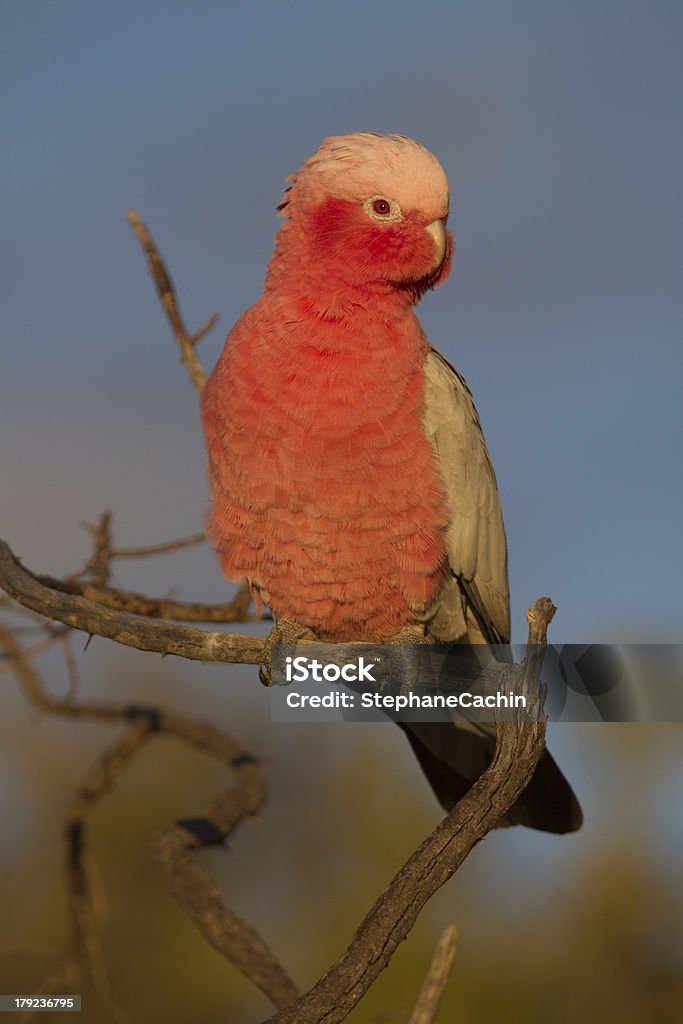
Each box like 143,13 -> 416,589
267,133 -> 453,307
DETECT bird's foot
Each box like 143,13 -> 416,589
259,619 -> 318,687
387,626 -> 433,644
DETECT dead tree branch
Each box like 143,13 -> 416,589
409,924 -> 459,1024
63,512 -> 253,622
151,742 -> 301,1010
67,522 -> 209,584
109,531 -> 206,558
126,209 -> 216,393
80,511 -> 113,587
62,722 -> 149,1024
0,540 -> 264,665
36,573 -> 257,624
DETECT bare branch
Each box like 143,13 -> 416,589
67,524 -> 208,582
0,625 -> 68,674
409,924 -> 459,1024
81,511 -> 113,586
151,732 -> 300,1010
526,595 -> 556,644
59,631 -> 82,701
63,721 -> 151,1023
36,572 -> 257,624
0,620 -> 130,722
0,540 -> 264,666
190,311 -> 220,345
110,531 -> 206,558
50,511 -> 252,621
126,209 -> 215,393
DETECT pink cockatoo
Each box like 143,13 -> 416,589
202,132 -> 582,833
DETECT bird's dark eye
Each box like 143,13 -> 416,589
373,199 -> 391,215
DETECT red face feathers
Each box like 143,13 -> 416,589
267,132 -> 453,309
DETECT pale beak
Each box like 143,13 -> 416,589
425,219 -> 447,272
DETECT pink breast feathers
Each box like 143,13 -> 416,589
201,301 -> 450,642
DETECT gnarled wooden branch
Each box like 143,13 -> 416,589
0,540 -> 264,665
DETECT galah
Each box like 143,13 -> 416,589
202,132 -> 582,833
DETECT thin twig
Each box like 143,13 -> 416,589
408,924 -> 459,1024
126,210 -> 215,393
0,625 -> 68,673
59,512 -> 251,619
59,631 -> 81,702
37,572 -> 256,624
110,531 -> 207,558
0,621 -> 128,723
190,311 -> 219,345
81,511 -> 113,587
63,721 -> 152,1024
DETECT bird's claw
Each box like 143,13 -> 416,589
259,619 -> 318,687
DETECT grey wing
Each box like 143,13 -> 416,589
423,347 -> 510,644
413,356 -> 583,834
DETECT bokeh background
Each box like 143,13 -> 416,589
1,2 -> 681,1021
